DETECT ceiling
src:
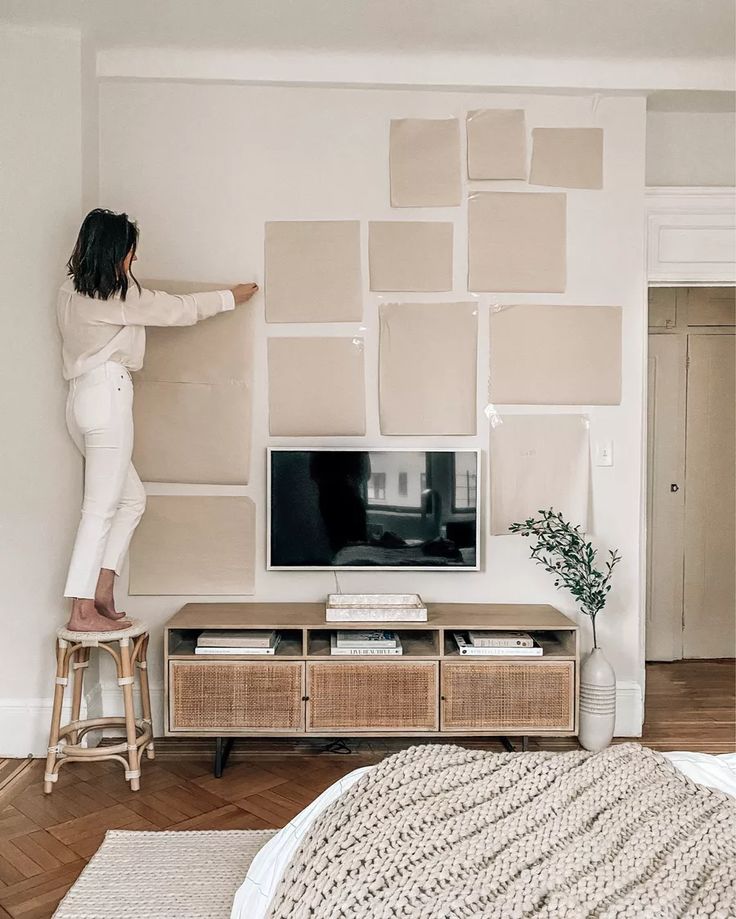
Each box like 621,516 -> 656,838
2,0 -> 735,60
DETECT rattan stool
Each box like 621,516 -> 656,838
44,618 -> 154,794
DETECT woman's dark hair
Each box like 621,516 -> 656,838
67,208 -> 141,300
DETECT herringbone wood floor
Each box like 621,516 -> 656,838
0,660 -> 733,918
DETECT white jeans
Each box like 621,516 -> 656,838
63,362 -> 146,599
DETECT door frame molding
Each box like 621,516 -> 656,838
646,187 -> 736,286
643,186 -> 736,669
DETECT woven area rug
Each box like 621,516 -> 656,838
53,829 -> 276,918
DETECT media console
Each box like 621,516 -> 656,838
165,602 -> 580,772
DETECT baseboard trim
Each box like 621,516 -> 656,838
0,697 -> 77,758
613,681 -> 644,737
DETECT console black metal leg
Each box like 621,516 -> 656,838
320,738 -> 352,755
214,736 -> 234,777
501,736 -> 530,752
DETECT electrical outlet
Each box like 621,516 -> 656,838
595,440 -> 613,466
594,440 -> 614,466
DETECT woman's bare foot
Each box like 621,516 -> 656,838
66,598 -> 129,633
94,599 -> 128,621
94,568 -> 129,621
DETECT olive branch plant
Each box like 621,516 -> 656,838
509,509 -> 621,649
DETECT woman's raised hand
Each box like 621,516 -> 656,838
230,282 -> 259,304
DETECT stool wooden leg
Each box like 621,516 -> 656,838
44,639 -> 69,794
69,646 -> 90,745
118,637 -> 141,792
137,634 -> 155,760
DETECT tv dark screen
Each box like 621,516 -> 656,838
269,450 -> 478,569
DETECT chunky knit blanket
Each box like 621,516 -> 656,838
268,743 -> 736,918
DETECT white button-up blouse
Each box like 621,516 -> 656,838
57,279 -> 235,380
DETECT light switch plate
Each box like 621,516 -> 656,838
594,440 -> 614,466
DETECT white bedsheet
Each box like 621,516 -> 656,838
230,752 -> 736,919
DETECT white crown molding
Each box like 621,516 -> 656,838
96,47 -> 734,94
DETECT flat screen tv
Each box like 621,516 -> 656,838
268,448 -> 480,570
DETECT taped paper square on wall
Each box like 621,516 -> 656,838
490,415 -> 590,535
138,280 -> 253,385
134,279 -> 253,484
466,109 -> 527,180
468,192 -> 566,292
268,337 -> 366,436
489,304 -> 622,405
265,221 -> 362,322
129,496 -> 255,596
379,302 -> 477,435
530,128 -> 604,189
133,381 -> 251,484
389,119 -> 462,207
369,222 -> 453,291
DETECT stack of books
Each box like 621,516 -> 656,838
195,630 -> 281,655
453,631 -> 543,656
330,630 -> 403,656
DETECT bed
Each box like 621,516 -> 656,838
231,744 -> 736,919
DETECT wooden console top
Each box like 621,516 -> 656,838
169,602 -> 577,632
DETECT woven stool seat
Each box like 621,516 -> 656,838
44,620 -> 154,794
56,617 -> 147,645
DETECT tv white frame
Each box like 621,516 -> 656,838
266,446 -> 482,572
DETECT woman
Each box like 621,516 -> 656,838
59,209 -> 258,632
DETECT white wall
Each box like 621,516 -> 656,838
646,111 -> 736,186
0,25 -> 83,754
97,81 -> 647,737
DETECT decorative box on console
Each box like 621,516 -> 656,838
326,593 -> 427,622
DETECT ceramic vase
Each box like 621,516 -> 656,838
579,647 -> 616,751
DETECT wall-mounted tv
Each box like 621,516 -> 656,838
268,448 -> 480,570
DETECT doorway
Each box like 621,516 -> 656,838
646,287 -> 735,660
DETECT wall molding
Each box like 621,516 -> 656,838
0,697 -> 78,759
96,47 -> 734,94
645,186 -> 736,285
613,681 -> 644,737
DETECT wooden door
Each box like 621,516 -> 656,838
646,334 -> 687,660
683,334 -> 736,658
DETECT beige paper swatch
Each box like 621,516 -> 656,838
490,415 -> 590,534
489,304 -> 622,404
389,119 -> 462,207
466,109 -> 527,180
530,128 -> 604,189
138,280 -> 253,385
379,302 -> 477,435
265,221 -> 362,323
369,221 -> 453,291
268,337 -> 366,436
134,279 -> 253,484
468,192 -> 566,292
133,381 -> 251,484
129,495 -> 255,596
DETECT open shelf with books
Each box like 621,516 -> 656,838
168,628 -> 305,659
441,630 -> 576,660
307,629 -> 439,659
